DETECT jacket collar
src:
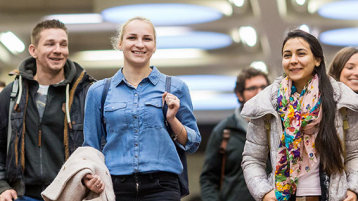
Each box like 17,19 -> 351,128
241,75 -> 358,119
18,57 -> 79,86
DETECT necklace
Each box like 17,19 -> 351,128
126,79 -> 140,87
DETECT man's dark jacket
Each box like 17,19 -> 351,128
0,57 -> 94,198
200,111 -> 255,201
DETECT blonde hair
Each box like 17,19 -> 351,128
111,16 -> 156,50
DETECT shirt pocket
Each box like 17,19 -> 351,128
143,98 -> 165,128
104,102 -> 129,132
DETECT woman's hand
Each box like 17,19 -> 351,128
162,92 -> 180,121
83,173 -> 105,194
344,190 -> 357,201
263,190 -> 277,201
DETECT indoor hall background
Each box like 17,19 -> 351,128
1,0 -> 357,200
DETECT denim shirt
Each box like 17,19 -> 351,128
83,66 -> 201,175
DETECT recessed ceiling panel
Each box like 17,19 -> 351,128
157,32 -> 232,50
320,28 -> 358,46
101,3 -> 223,26
318,0 -> 358,20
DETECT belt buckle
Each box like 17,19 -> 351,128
296,197 -> 306,201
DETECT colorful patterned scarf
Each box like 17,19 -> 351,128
275,75 -> 321,201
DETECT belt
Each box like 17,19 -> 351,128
112,171 -> 178,182
296,196 -> 320,201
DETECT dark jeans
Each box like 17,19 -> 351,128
112,171 -> 181,201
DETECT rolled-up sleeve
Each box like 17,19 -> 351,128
174,80 -> 201,153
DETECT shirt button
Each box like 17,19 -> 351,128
135,155 -> 138,158
134,94 -> 138,96
135,143 -> 138,146
135,129 -> 138,133
133,115 -> 137,119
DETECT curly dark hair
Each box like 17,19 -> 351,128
234,67 -> 270,104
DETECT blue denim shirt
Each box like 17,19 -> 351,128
83,66 -> 201,175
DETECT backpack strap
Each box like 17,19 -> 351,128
7,78 -> 19,155
101,78 -> 111,137
163,76 -> 176,139
219,128 -> 230,189
162,75 -> 189,196
341,107 -> 349,158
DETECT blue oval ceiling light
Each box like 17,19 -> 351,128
320,28 -> 358,46
318,0 -> 358,20
177,75 -> 236,91
177,75 -> 237,110
157,32 -> 232,50
101,3 -> 223,26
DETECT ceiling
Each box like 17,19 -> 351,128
0,0 -> 356,122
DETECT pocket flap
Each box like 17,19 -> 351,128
145,99 -> 162,108
104,102 -> 127,111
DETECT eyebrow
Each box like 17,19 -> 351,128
127,33 -> 153,37
283,48 -> 307,53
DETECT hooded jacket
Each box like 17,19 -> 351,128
0,57 -> 94,198
241,76 -> 358,201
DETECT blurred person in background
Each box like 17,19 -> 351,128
200,67 -> 269,201
329,47 -> 358,93
0,81 -> 5,92
0,19 -> 94,201
83,17 -> 201,201
241,29 -> 358,201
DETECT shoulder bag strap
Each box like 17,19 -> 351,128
219,128 -> 231,189
264,114 -> 271,150
341,107 -> 349,159
7,78 -> 19,155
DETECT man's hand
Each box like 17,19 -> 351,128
0,189 -> 17,201
83,174 -> 104,194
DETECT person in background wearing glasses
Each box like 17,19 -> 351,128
200,67 -> 269,201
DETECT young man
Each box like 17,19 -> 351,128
0,20 -> 94,201
200,68 -> 269,201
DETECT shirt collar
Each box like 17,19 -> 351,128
112,66 -> 161,87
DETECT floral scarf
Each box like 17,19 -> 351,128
275,75 -> 321,201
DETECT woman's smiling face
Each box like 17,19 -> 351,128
282,37 -> 321,92
119,19 -> 156,68
340,53 -> 358,92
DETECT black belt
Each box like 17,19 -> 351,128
111,171 -> 178,182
